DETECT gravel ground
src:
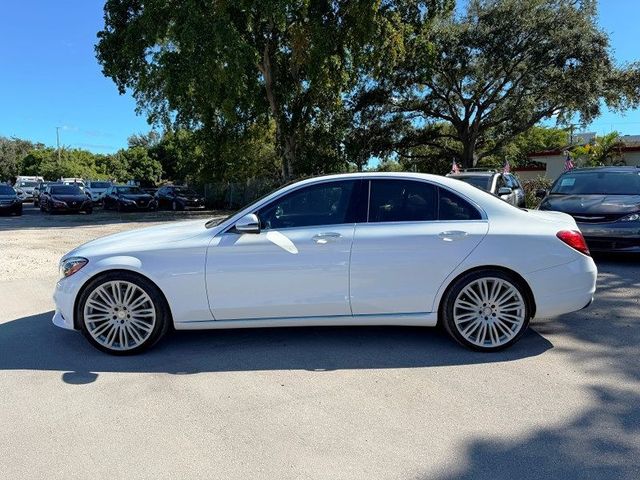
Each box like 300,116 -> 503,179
0,204 -> 639,480
0,204 -> 228,279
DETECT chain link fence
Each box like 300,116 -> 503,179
201,178 -> 282,210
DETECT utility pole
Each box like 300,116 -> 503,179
56,126 -> 61,164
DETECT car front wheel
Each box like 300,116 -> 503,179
441,270 -> 531,352
77,272 -> 170,355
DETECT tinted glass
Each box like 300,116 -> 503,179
0,185 -> 15,195
368,180 -> 437,222
454,176 -> 492,191
18,181 -> 38,187
51,185 -> 82,195
259,180 -> 356,229
90,182 -> 111,189
174,187 -> 197,195
439,188 -> 482,220
116,187 -> 144,194
551,170 -> 640,195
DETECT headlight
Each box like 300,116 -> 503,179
59,257 -> 88,279
620,213 -> 640,222
122,198 -> 136,204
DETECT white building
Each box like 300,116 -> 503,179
524,134 -> 640,180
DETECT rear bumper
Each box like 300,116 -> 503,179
526,256 -> 597,319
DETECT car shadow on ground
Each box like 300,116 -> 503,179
427,253 -> 640,480
0,312 -> 552,384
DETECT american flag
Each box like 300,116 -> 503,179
451,159 -> 460,174
503,159 -> 510,173
564,152 -> 574,172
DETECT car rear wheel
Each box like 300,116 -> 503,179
78,272 -> 170,355
441,270 -> 531,352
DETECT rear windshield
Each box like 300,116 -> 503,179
51,186 -> 82,195
90,182 -> 111,189
0,185 -> 15,195
551,171 -> 640,195
453,176 -> 492,191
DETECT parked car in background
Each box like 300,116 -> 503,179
0,184 -> 22,216
103,185 -> 157,212
14,176 -> 44,202
538,166 -> 640,252
85,180 -> 113,205
53,172 -> 596,355
33,181 -> 55,207
446,169 -> 526,207
39,184 -> 93,214
156,185 -> 205,210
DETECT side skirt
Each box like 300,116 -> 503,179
174,312 -> 438,330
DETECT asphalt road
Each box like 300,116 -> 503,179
0,205 -> 639,479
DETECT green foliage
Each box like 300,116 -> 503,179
357,0 -> 640,168
571,132 -> 625,167
522,176 -> 553,209
0,137 -> 44,181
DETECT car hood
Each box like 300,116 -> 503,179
540,194 -> 640,215
68,219 -> 212,258
52,194 -> 89,203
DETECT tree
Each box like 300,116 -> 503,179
96,1 -> 446,179
571,132 -> 625,166
360,0 -> 640,168
0,136 -> 43,181
119,146 -> 163,184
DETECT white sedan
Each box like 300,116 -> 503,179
53,172 -> 597,354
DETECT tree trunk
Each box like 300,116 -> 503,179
258,37 -> 295,180
459,137 -> 477,169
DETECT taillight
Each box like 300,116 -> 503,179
556,230 -> 590,256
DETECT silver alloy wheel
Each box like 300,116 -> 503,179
453,277 -> 526,348
83,280 -> 156,351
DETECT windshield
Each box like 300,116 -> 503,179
117,186 -> 144,194
51,185 -> 82,195
18,181 -> 38,187
551,171 -> 640,195
174,187 -> 197,195
454,176 -> 492,191
0,185 -> 15,195
90,182 -> 111,189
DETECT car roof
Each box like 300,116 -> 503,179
447,172 -> 497,177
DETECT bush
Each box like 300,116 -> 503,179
522,176 -> 553,209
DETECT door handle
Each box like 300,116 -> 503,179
312,232 -> 342,244
438,230 -> 468,242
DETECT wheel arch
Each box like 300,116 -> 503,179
436,265 -> 537,322
72,268 -> 173,330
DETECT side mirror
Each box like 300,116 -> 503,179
535,189 -> 547,199
235,213 -> 260,234
497,187 -> 512,196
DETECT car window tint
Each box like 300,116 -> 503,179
258,180 -> 356,229
439,188 -> 482,220
368,180 -> 437,222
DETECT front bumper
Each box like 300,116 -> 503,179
49,202 -> 92,212
0,201 -> 21,212
52,270 -> 91,330
119,200 -> 157,211
578,221 -> 640,252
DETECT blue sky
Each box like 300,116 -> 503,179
0,0 -> 639,153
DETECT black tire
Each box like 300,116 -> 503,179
85,208 -> 93,215
77,271 -> 171,355
15,205 -> 22,216
440,269 -> 531,352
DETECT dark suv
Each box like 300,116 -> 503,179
446,169 -> 526,207
538,166 -> 640,252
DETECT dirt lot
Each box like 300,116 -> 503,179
0,204 -> 228,280
1,203 -> 639,479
